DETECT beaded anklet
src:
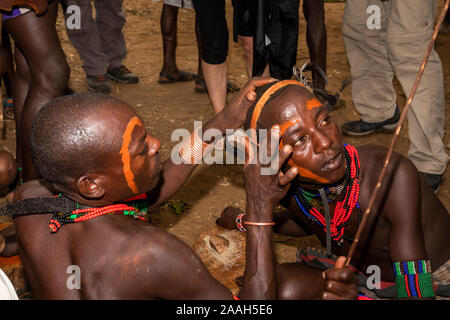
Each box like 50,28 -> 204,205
236,212 -> 246,232
393,260 -> 435,298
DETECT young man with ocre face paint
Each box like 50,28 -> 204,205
0,78 -> 358,300
218,80 -> 450,299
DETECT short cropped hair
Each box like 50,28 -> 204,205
30,93 -> 126,188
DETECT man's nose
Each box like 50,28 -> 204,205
312,129 -> 332,154
148,135 -> 161,155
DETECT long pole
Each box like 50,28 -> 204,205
345,0 -> 450,267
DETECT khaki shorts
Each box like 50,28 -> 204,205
158,0 -> 194,9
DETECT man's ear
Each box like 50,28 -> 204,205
77,175 -> 106,199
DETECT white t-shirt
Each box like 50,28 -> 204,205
0,268 -> 18,300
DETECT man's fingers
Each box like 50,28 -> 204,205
322,291 -> 353,300
278,166 -> 298,187
266,125 -> 280,159
246,91 -> 257,102
243,135 -> 256,166
335,256 -> 346,269
245,77 -> 277,91
278,144 -> 292,168
323,280 -> 358,300
325,267 -> 359,286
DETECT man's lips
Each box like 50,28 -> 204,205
321,151 -> 343,172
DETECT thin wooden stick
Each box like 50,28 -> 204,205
345,0 -> 450,267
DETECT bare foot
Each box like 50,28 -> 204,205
0,224 -> 19,257
216,206 -> 242,230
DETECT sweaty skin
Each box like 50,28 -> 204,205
120,116 -> 142,194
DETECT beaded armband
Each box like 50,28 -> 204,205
393,260 -> 435,298
236,212 -> 246,232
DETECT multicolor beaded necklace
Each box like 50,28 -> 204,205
49,193 -> 147,233
293,144 -> 361,246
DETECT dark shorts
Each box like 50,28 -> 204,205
232,0 -> 255,40
192,0 -> 228,65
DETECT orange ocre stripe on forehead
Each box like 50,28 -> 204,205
250,80 -> 305,136
306,97 -> 322,110
279,119 -> 301,136
120,116 -> 142,194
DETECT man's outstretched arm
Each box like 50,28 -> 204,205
147,77 -> 275,210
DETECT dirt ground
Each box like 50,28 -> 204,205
0,0 -> 449,296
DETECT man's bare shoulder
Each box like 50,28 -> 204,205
13,179 -> 54,201
355,144 -> 412,176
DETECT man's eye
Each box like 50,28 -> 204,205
319,116 -> 331,127
294,136 -> 306,146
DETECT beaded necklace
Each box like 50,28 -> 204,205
49,194 -> 147,233
293,144 -> 361,246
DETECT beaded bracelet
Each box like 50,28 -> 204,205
393,259 -> 435,298
236,212 -> 246,232
179,128 -> 213,165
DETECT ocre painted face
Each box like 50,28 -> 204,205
270,90 -> 345,185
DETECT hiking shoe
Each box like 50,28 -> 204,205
420,172 -> 444,193
107,65 -> 139,84
342,106 -> 400,136
86,74 -> 111,94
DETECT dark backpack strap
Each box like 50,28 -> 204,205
0,196 -> 77,218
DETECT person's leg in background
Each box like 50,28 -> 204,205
158,1 -> 196,84
439,2 -> 450,35
95,0 -> 139,84
303,0 -> 327,89
4,2 -> 70,181
234,0 -> 268,79
61,0 -> 111,93
1,29 -> 15,111
387,0 -> 448,192
193,0 -> 228,114
341,0 -> 400,136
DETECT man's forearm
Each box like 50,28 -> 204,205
239,199 -> 277,299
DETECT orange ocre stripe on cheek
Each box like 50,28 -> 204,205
288,160 -> 330,184
278,119 -> 330,184
306,98 -> 322,110
120,116 -> 142,194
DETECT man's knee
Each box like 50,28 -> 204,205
238,36 -> 253,57
34,57 -> 70,95
202,37 -> 228,65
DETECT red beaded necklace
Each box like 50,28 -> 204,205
49,201 -> 147,233
293,144 -> 361,245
